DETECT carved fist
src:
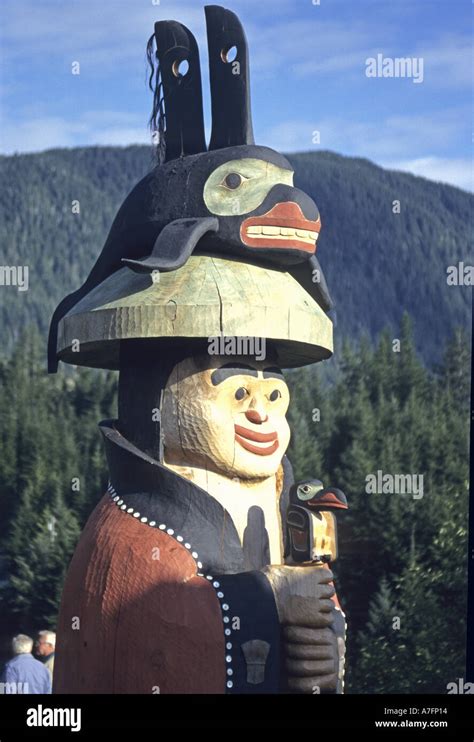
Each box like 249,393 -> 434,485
261,565 -> 342,693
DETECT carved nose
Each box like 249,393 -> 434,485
245,409 -> 268,424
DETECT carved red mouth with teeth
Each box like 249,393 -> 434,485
240,202 -> 321,252
234,424 -> 279,456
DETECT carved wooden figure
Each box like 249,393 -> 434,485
49,5 -> 347,695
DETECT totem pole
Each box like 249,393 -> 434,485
49,5 -> 347,695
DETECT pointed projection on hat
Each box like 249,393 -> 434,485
50,5 -> 347,696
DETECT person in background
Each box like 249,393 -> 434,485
0,634 -> 51,693
35,630 -> 56,680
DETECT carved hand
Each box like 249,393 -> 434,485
261,564 -> 341,693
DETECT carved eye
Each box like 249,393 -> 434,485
269,389 -> 282,402
221,172 -> 245,190
235,387 -> 248,401
297,484 -> 314,501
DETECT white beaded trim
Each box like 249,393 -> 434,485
107,483 -> 235,690
333,604 -> 347,690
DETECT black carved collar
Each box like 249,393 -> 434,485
99,419 -> 292,575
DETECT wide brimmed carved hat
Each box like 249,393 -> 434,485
56,254 -> 333,370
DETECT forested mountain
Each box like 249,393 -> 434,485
0,146 -> 471,365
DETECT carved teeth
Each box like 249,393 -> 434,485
245,225 -> 319,244
243,437 -> 274,448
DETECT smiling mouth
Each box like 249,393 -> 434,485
241,202 -> 320,252
234,424 -> 279,456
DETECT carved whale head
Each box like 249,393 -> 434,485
118,143 -> 321,273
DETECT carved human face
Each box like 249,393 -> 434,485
161,355 -> 291,479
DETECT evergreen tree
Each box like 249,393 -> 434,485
0,326 -> 116,637
349,578 -> 405,693
6,483 -> 80,628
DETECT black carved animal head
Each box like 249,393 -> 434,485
118,143 -> 321,273
122,6 -> 322,271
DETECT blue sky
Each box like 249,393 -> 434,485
0,0 -> 472,190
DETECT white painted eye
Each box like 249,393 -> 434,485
203,158 -> 294,216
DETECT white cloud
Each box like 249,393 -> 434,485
0,0 -> 208,74
262,113 -> 473,191
89,127 -> 149,147
0,117 -> 83,153
292,32 -> 472,89
259,120 -> 318,151
262,108 -> 471,159
414,33 -> 473,88
0,3 -> 391,84
1,0 -> 470,93
381,156 -> 473,192
246,18 -> 380,80
0,112 -> 150,153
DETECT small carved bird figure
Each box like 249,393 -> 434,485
290,479 -> 348,512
